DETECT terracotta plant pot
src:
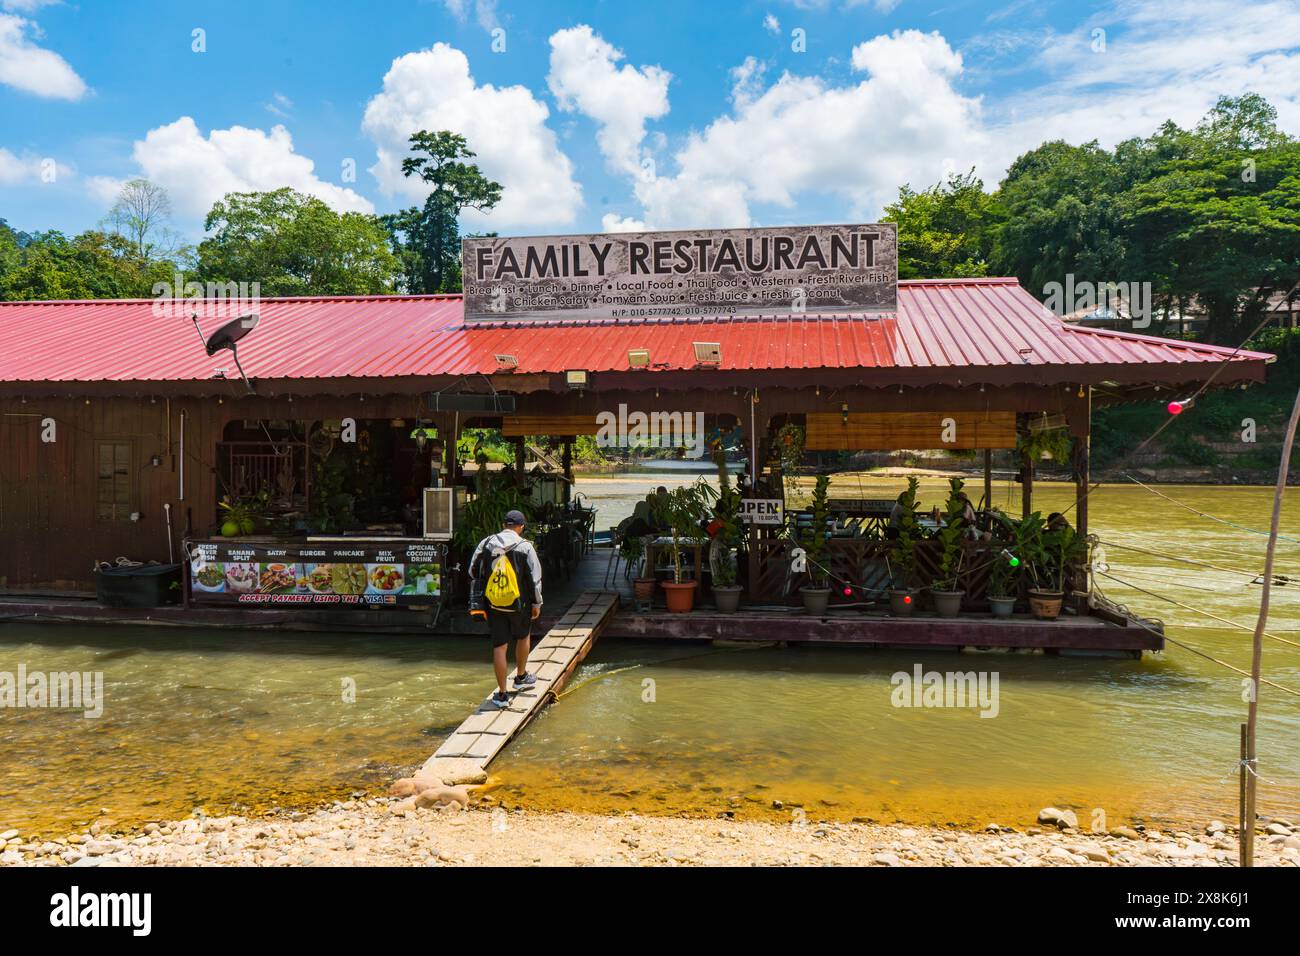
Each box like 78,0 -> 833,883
633,577 -> 657,603
931,589 -> 964,618
1027,588 -> 1064,620
661,580 -> 697,613
713,584 -> 743,613
988,595 -> 1016,619
800,586 -> 831,616
889,588 -> 917,617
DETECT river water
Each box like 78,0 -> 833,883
2,473 -> 1299,838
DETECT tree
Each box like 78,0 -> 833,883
197,188 -> 400,296
0,229 -> 174,300
104,179 -> 181,258
883,169 -> 1001,279
384,131 -> 502,293
1119,96 -> 1300,343
991,140 -> 1129,296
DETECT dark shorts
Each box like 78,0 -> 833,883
487,607 -> 532,648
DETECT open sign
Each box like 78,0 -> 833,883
739,498 -> 783,525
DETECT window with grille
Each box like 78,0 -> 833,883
96,441 -> 133,521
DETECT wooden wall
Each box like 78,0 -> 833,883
0,393 -> 429,591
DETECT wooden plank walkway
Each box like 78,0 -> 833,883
417,591 -> 620,786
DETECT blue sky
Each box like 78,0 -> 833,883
2,0 -> 1299,241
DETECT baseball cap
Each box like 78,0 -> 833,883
504,509 -> 527,526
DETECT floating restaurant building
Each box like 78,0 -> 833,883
0,238 -> 1276,652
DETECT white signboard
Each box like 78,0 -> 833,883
462,223 -> 897,322
739,498 -> 784,526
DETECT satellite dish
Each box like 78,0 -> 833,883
191,313 -> 259,393
204,313 -> 259,355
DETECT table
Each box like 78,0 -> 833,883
644,535 -> 710,587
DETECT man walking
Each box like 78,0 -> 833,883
468,509 -> 543,710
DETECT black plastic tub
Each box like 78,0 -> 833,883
95,563 -> 183,608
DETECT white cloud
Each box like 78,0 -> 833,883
730,56 -> 767,109
984,0 -> 1300,165
0,146 -> 59,184
627,29 -> 986,228
547,25 -> 671,177
84,174 -> 124,203
264,92 -> 293,119
362,42 -> 582,228
600,213 -> 647,233
443,0 -> 500,34
0,1 -> 62,12
0,12 -> 85,99
763,13 -> 781,34
126,117 -> 373,220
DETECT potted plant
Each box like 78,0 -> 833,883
620,534 -> 656,605
927,478 -> 968,617
798,474 -> 833,615
655,479 -> 717,613
710,451 -> 744,613
218,495 -> 260,537
887,477 -> 921,616
985,511 -> 1038,617
1026,517 -> 1086,620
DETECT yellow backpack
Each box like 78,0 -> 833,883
484,547 -> 522,609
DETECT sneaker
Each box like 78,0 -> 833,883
512,672 -> 537,688
488,691 -> 511,710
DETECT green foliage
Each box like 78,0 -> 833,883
800,474 -> 831,588
931,477 -> 966,590
883,169 -> 1001,278
0,229 -> 175,300
775,423 -> 805,499
652,478 -> 718,584
986,510 -> 1038,598
1018,427 -> 1074,464
197,188 -> 398,295
887,476 -> 921,589
453,468 -> 532,555
384,131 -> 503,294
1024,517 -> 1087,593
712,450 -> 742,587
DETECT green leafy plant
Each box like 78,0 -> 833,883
712,450 -> 742,587
453,468 -> 532,554
887,476 -> 921,589
986,510 -> 1038,598
931,477 -> 967,591
800,474 -> 831,589
618,532 -> 646,576
652,478 -> 718,584
775,422 -> 805,500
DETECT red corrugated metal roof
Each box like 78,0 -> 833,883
0,278 -> 1271,384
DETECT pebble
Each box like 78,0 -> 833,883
1037,807 -> 1079,829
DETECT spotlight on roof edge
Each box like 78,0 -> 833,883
693,342 -> 722,366
628,348 -> 650,368
494,354 -> 519,370
566,369 -> 589,390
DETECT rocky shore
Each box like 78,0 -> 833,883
2,800 -> 1297,867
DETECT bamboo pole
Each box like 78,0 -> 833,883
1242,385 -> 1300,866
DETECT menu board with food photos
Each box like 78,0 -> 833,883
185,539 -> 443,607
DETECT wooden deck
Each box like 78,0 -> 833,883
606,607 -> 1160,653
417,591 -> 620,785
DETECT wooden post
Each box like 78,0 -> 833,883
561,438 -> 573,504
1242,384 -> 1300,866
1021,451 -> 1034,520
1238,723 -> 1248,867
1073,436 -> 1090,539
982,449 -> 992,509
514,437 -> 526,482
